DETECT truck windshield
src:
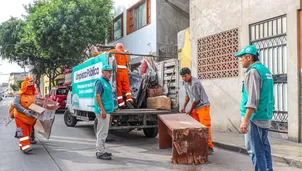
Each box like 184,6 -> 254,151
57,88 -> 67,95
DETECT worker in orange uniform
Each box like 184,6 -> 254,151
180,67 -> 214,154
114,43 -> 133,108
91,43 -> 133,108
13,76 -> 37,154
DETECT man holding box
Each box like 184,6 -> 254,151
13,76 -> 37,154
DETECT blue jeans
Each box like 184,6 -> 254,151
247,121 -> 273,171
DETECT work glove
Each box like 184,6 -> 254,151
23,109 -> 37,118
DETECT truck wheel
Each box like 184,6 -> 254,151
143,128 -> 158,138
64,109 -> 77,127
94,118 -> 98,137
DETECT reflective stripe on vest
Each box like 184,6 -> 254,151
117,65 -> 127,69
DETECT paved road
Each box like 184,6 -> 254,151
0,97 -> 301,171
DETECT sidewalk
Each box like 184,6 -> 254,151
212,130 -> 302,168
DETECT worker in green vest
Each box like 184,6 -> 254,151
94,64 -> 115,160
234,45 -> 274,171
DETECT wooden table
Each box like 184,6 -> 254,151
158,113 -> 208,164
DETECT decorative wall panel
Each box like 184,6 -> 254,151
197,29 -> 239,79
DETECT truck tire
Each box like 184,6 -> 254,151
64,109 -> 77,127
143,127 -> 158,138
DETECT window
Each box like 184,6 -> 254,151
127,0 -> 151,34
114,16 -> 123,40
57,88 -> 68,95
134,1 -> 146,30
108,14 -> 123,42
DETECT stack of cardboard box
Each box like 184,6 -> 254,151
146,86 -> 171,110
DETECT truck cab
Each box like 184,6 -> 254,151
49,86 -> 68,111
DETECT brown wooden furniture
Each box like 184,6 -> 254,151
158,113 -> 208,164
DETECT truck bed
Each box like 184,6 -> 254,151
111,108 -> 174,116
108,109 -> 179,131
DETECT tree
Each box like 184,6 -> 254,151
25,0 -> 113,91
16,80 -> 24,90
0,17 -> 48,87
9,80 -> 24,92
0,18 -> 26,62
0,0 -> 114,92
10,84 -> 18,92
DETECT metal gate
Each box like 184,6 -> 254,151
249,15 -> 288,133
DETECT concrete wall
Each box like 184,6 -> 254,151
109,0 -> 157,54
178,28 -> 191,69
189,0 -> 301,141
178,28 -> 191,112
156,0 -> 189,55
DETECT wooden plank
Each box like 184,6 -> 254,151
158,113 -> 208,165
158,114 -> 206,131
158,117 -> 172,149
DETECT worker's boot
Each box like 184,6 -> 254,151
126,101 -> 134,109
119,104 -> 127,109
23,147 -> 33,154
14,131 -> 18,138
30,128 -> 37,144
96,152 -> 112,160
208,147 -> 214,155
30,138 -> 37,144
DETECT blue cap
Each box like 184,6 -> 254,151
234,45 -> 258,57
101,64 -> 113,71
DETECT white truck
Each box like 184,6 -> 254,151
64,52 -> 180,138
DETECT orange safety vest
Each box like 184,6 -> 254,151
110,49 -> 129,69
14,94 -> 36,125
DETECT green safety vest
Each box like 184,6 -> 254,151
240,63 -> 274,120
93,77 -> 114,114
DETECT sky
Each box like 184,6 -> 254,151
0,0 -> 33,84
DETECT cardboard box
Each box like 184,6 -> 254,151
29,103 -> 46,114
147,96 -> 171,110
33,97 -> 60,139
147,86 -> 164,97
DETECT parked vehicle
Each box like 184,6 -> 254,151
64,52 -> 179,138
5,92 -> 14,97
49,86 -> 68,111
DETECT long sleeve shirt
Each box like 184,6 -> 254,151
244,62 -> 271,128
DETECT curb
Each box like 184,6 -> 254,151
213,141 -> 248,155
213,141 -> 302,169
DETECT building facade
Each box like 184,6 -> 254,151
188,0 -> 302,142
108,0 -> 189,59
8,72 -> 27,93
